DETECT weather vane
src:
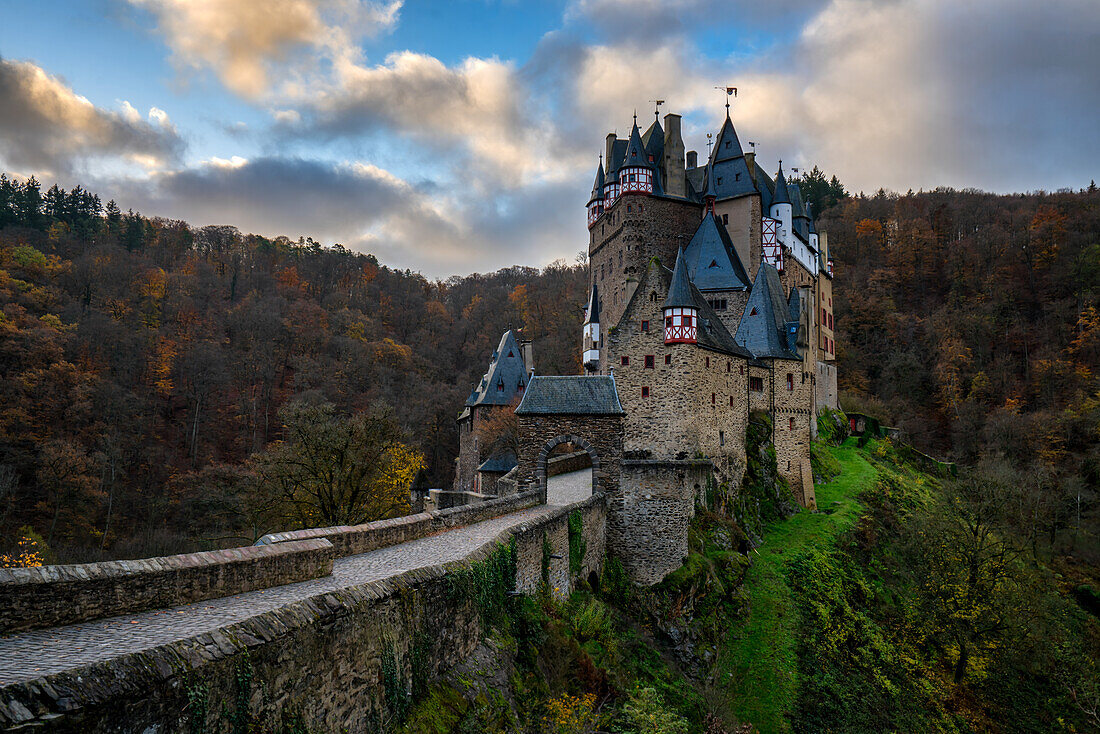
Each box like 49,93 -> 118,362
649,99 -> 665,121
748,141 -> 757,152
706,132 -> 713,156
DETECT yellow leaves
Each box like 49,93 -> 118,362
462,294 -> 482,320
0,536 -> 45,568
371,338 -> 413,368
542,693 -> 599,734
104,297 -> 132,321
149,336 -> 177,398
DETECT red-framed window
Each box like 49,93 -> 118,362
729,396 -> 734,407
664,354 -> 671,365
789,417 -> 796,430
750,377 -> 764,392
621,356 -> 629,366
711,393 -> 716,404
726,361 -> 731,372
644,355 -> 655,368
641,386 -> 650,397
787,373 -> 794,391
641,320 -> 649,332
740,364 -> 745,375
705,356 -> 710,368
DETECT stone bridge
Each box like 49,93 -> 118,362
0,470 -> 601,732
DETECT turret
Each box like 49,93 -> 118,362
663,248 -> 697,344
587,157 -> 605,228
807,202 -> 819,251
619,114 -> 654,196
770,162 -> 793,246
583,283 -> 601,372
703,159 -> 717,216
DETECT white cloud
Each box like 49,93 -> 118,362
0,57 -> 183,176
129,0 -> 404,98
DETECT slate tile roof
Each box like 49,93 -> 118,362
465,330 -> 529,409
515,376 -> 625,415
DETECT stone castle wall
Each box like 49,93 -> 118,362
515,414 -> 623,499
616,460 -> 713,585
0,539 -> 334,634
768,357 -> 816,508
713,194 -> 762,279
0,496 -> 608,732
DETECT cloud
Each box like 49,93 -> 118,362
566,0 -> 827,41
129,0 -> 403,98
0,57 -> 183,176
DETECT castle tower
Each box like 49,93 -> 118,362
663,247 -> 698,344
582,283 -> 601,372
703,159 -> 717,216
587,158 -> 605,229
619,115 -> 655,196
770,163 -> 793,246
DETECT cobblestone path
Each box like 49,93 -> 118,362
0,474 -> 592,687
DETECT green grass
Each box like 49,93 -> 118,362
720,440 -> 877,733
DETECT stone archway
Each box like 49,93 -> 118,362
536,434 -> 599,505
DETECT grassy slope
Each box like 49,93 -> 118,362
721,440 -> 877,733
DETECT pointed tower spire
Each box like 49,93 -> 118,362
664,247 -> 694,309
773,161 -> 791,205
582,283 -> 601,371
584,282 -> 600,324
703,158 -> 717,214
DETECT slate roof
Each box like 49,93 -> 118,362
478,451 -> 517,474
734,263 -> 800,360
713,114 -> 745,162
663,247 -> 695,309
589,161 -> 605,203
584,283 -> 600,324
772,165 -> 791,205
607,138 -> 628,178
464,330 -> 530,408
622,119 -> 653,169
682,211 -> 751,292
515,376 -> 625,415
642,118 -> 664,165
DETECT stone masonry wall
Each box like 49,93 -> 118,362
589,194 -> 703,337
713,194 -> 762,280
769,357 -> 816,508
609,261 -> 749,479
515,414 -> 623,499
0,539 -> 334,634
258,491 -> 541,558
0,497 -> 608,732
616,460 -> 713,585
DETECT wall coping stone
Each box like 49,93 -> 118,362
621,458 -> 714,467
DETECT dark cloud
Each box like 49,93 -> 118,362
0,56 -> 183,175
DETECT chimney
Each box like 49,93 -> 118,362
686,150 -> 697,169
605,133 -> 617,169
521,340 -> 535,375
662,113 -> 686,198
744,151 -> 755,179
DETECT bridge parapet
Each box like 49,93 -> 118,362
0,538 -> 334,634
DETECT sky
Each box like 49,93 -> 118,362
0,0 -> 1097,278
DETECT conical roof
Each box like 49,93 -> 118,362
622,117 -> 653,169
642,118 -> 664,163
589,160 -> 605,204
663,247 -> 695,309
584,283 -> 600,324
465,329 -> 530,407
734,264 -> 800,360
772,164 -> 791,206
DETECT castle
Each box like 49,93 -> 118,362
456,104 -> 838,584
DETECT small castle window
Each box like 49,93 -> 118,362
648,154 -> 654,162
750,376 -> 764,392
717,177 -> 723,185
645,355 -> 655,368
641,320 -> 649,332
621,356 -> 629,366
650,291 -> 658,302
729,395 -> 734,406
711,393 -> 716,404
665,354 -> 671,365
641,386 -> 650,397
725,140 -> 731,149
709,259 -> 719,268
627,204 -> 632,213
787,373 -> 794,391
705,357 -> 710,368
735,173 -> 741,181
740,364 -> 744,375
507,351 -> 514,357
749,307 -> 758,316
497,379 -> 504,392
720,430 -> 725,446
722,214 -> 729,225
666,316 -> 673,328
789,417 -> 796,431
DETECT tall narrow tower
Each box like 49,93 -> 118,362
582,283 -> 601,372
663,248 -> 698,344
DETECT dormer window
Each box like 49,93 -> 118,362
750,307 -> 758,316
496,379 -> 504,392
725,141 -> 731,149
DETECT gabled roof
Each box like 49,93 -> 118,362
663,247 -> 694,309
683,211 -> 750,292
584,283 -> 600,325
713,114 -> 745,162
515,376 -> 624,415
735,263 -> 800,360
622,118 -> 653,169
464,330 -> 530,408
607,138 -> 628,177
589,160 -> 605,203
772,165 -> 791,206
478,451 -> 517,474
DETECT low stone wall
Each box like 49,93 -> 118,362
546,450 -> 592,477
256,491 -> 541,558
0,539 -> 334,634
0,496 -> 607,732
430,489 -> 489,509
